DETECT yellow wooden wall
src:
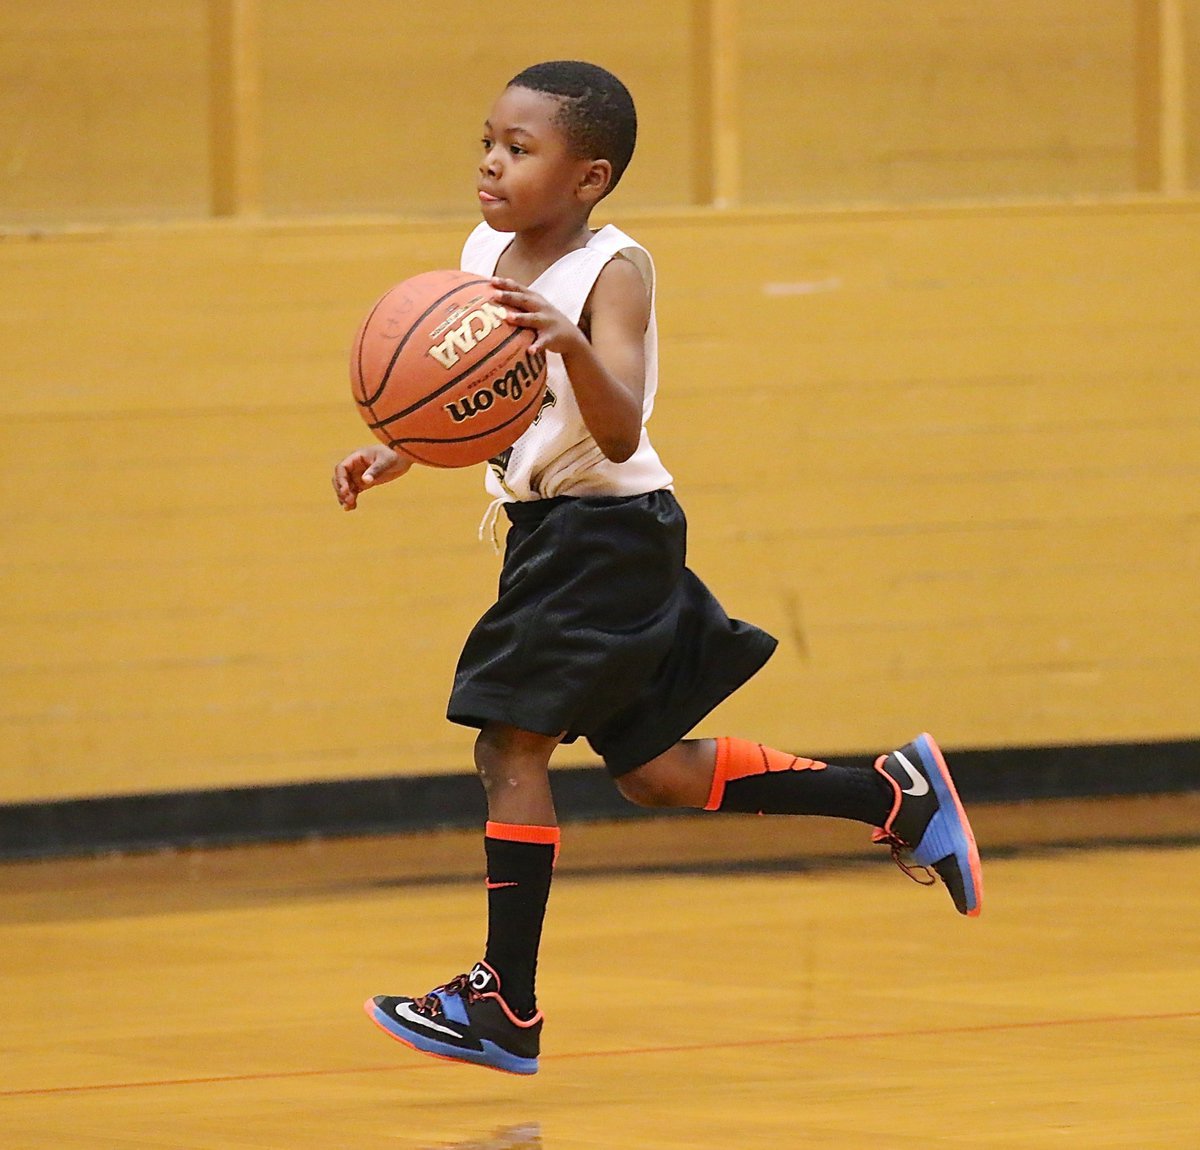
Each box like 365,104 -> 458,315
0,5 -> 213,223
2,202 -> 1198,803
1,2 -> 1198,803
740,1 -> 1139,201
2,2 -> 1196,223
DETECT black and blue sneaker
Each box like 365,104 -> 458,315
872,733 -> 983,917
365,961 -> 542,1075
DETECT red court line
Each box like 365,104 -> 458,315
3,1008 -> 1197,1099
552,1008 -> 1200,1065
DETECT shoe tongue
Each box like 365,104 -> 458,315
467,961 -> 501,994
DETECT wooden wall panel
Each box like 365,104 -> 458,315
4,2 -> 1190,224
739,0 -> 1138,203
0,3 -> 210,224
1188,0 -> 1200,190
1,201 -> 1197,802
256,0 -> 698,215
0,0 -> 700,224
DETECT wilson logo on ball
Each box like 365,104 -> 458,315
444,348 -> 548,423
427,301 -> 509,369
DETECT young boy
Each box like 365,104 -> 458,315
333,60 -> 982,1076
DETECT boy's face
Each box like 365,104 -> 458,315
478,86 -> 600,231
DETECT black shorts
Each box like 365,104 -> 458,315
447,491 -> 777,776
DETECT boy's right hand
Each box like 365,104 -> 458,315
332,444 -> 414,510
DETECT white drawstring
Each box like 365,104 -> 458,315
478,496 -> 506,553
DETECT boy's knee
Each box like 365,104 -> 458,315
473,725 -> 508,772
614,762 -> 682,808
613,741 -> 716,809
474,729 -> 518,789
473,724 -> 555,791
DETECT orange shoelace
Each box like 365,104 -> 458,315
871,755 -> 937,888
411,972 -> 480,1018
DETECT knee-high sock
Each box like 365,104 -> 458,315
482,821 -> 560,1019
705,737 -> 892,824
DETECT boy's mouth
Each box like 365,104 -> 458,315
478,189 -> 503,204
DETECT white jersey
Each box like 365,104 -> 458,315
460,222 -> 674,502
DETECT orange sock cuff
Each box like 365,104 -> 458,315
485,821 -> 560,845
704,737 -> 828,811
485,821 -> 561,863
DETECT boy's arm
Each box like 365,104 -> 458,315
332,443 -> 413,510
491,258 -> 648,463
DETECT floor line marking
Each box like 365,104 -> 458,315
3,1008 -> 1196,1098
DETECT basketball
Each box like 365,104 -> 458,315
349,269 -> 547,468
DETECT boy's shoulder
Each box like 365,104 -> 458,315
587,222 -> 645,255
590,225 -> 654,297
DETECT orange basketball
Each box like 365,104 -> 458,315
349,270 -> 547,468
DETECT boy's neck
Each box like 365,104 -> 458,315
499,217 -> 598,285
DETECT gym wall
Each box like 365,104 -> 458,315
1,2 -> 1196,809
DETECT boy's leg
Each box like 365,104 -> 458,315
615,737 -> 892,824
474,723 -> 561,1019
366,723 -> 561,1074
615,733 -> 982,916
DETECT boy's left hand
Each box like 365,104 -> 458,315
490,278 -> 585,357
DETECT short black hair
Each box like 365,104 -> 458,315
507,60 -> 637,194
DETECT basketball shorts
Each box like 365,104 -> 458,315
447,491 -> 777,776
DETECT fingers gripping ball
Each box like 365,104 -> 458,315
350,270 -> 547,468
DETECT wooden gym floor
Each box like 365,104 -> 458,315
2,794 -> 1199,1148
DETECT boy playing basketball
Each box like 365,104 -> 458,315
333,60 -> 982,1076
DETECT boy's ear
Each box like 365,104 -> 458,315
578,158 -> 613,202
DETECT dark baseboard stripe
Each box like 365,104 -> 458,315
1,738 -> 1197,861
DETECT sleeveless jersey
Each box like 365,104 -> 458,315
459,222 -> 674,502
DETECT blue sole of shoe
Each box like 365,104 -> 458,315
364,1000 -> 539,1075
911,733 -> 983,916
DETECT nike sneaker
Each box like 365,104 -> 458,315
365,961 -> 542,1075
872,733 -> 983,917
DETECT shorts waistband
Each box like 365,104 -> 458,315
502,490 -> 672,526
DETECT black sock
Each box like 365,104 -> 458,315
482,822 -> 559,1020
708,737 -> 894,825
718,764 -> 893,823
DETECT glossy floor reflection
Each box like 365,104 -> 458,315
2,805 -> 1198,1148
439,1124 -> 542,1150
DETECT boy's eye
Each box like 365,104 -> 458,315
509,144 -> 525,156
481,137 -> 492,150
